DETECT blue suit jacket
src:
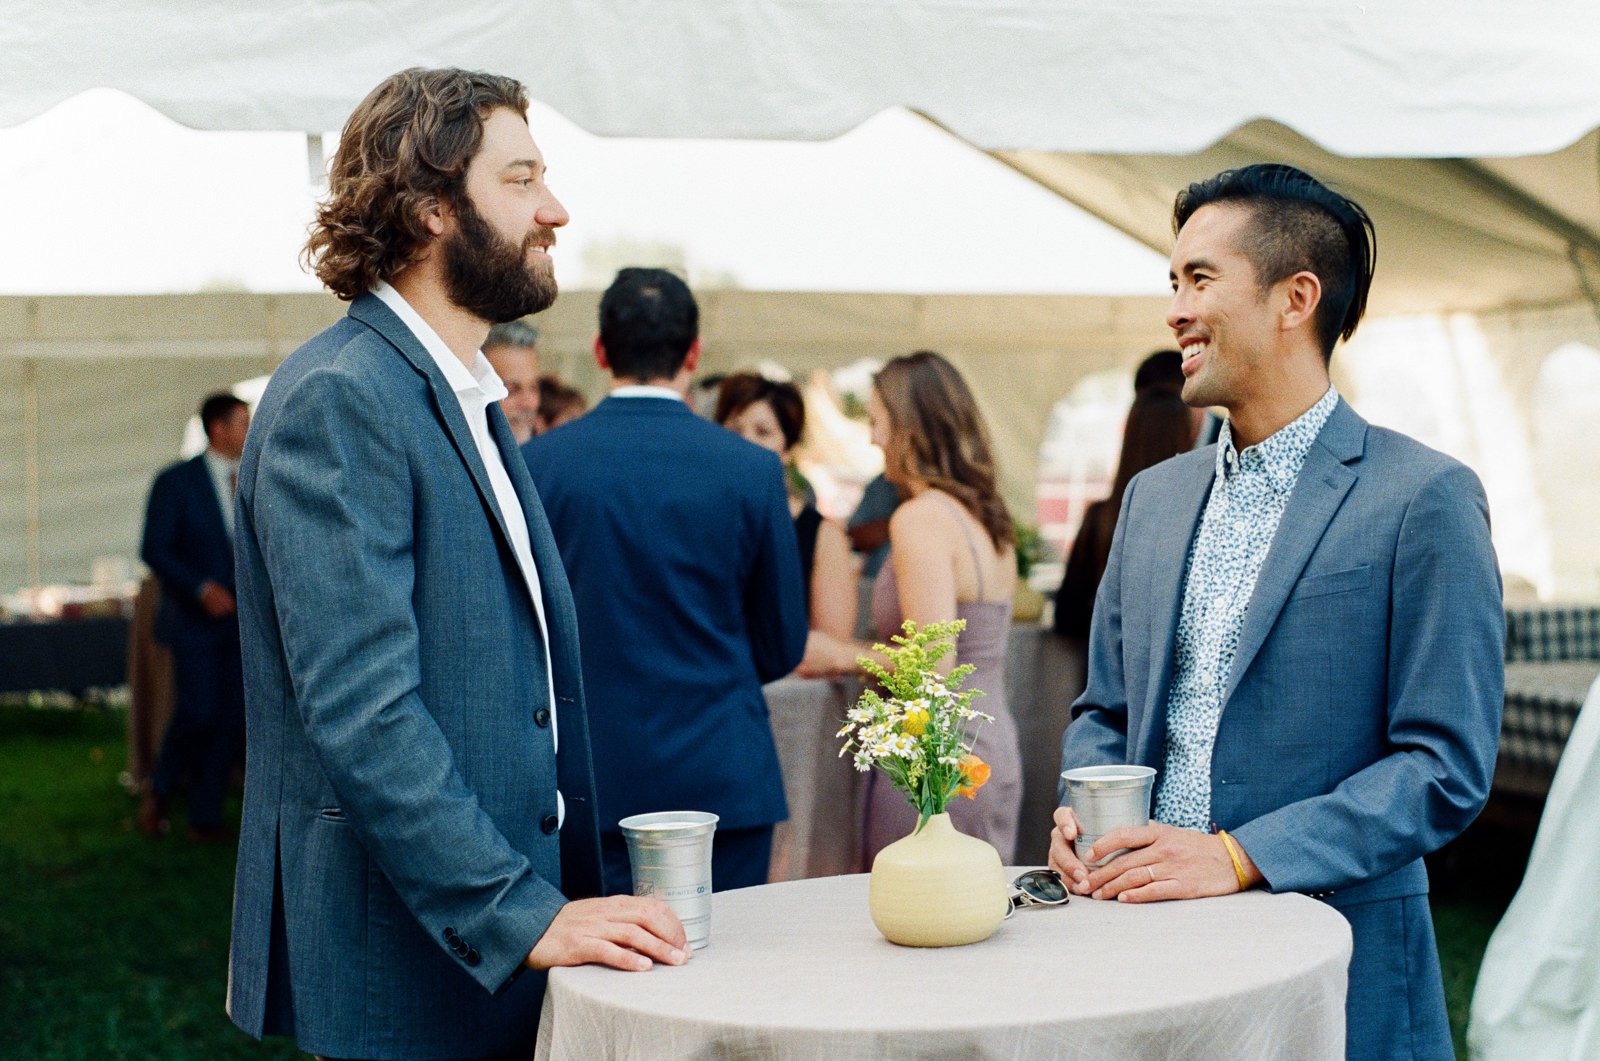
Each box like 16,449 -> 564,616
522,395 -> 807,833
1062,400 -> 1502,1051
141,453 -> 236,648
227,294 -> 602,1060
1064,399 -> 1503,903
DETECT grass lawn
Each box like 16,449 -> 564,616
0,703 -> 304,1060
0,702 -> 1511,1059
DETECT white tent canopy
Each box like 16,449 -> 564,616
6,2 -> 1600,315
7,1 -> 1599,154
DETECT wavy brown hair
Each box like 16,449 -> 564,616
874,351 -> 1014,551
304,68 -> 529,300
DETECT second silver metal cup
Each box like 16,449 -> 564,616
1060,765 -> 1156,868
618,810 -> 719,951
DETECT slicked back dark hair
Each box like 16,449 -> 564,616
199,392 -> 247,435
1173,164 -> 1376,360
598,268 -> 699,381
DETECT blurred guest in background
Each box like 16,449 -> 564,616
138,391 -> 249,841
802,351 -> 1023,862
524,268 -> 807,895
1053,388 -> 1197,637
534,374 -> 588,433
482,319 -> 542,444
847,472 -> 899,580
715,372 -> 856,640
691,372 -> 728,418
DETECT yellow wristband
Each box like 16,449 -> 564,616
1218,829 -> 1250,892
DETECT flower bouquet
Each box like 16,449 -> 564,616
839,619 -> 1008,947
838,619 -> 995,831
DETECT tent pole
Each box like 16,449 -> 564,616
23,359 -> 41,593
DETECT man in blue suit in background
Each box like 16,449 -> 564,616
1050,165 -> 1503,1060
227,69 -> 685,1061
139,391 -> 249,840
523,268 -> 808,896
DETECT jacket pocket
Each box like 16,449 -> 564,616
1289,565 -> 1372,601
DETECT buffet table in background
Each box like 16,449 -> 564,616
0,615 -> 130,696
535,874 -> 1351,1061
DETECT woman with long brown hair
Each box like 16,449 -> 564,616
803,351 -> 1024,862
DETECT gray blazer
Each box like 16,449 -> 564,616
1061,399 -> 1503,1052
227,294 -> 602,1060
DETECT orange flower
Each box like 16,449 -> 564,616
956,754 -> 990,798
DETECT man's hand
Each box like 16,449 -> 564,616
1047,806 -> 1091,893
1081,823 -> 1262,903
527,896 -> 690,973
198,581 -> 237,619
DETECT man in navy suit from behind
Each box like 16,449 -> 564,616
138,391 -> 249,840
523,268 -> 808,896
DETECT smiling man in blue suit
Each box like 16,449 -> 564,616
522,268 -> 808,897
226,69 -> 685,1061
1049,165 -> 1503,1060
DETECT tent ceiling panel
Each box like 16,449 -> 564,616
998,121 -> 1600,315
6,1 -> 1599,159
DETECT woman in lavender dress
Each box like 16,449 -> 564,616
803,351 -> 1023,863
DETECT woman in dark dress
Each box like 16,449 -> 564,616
716,373 -> 856,640
1054,388 -> 1197,637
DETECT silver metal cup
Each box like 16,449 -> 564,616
1060,765 -> 1156,868
618,811 -> 720,951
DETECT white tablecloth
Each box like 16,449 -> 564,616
535,873 -> 1352,1060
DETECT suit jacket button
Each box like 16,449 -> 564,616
534,708 -> 551,728
541,813 -> 559,835
443,927 -> 457,942
466,948 -> 481,966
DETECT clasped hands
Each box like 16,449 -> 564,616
1047,806 -> 1261,902
527,895 -> 690,973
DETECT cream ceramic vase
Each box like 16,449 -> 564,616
868,812 -> 1008,947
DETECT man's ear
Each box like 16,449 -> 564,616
422,195 -> 450,238
1279,271 -> 1322,335
683,338 -> 702,374
593,336 -> 610,372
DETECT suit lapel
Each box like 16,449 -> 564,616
1222,402 -> 1365,704
1134,459 -> 1214,764
349,295 -> 517,561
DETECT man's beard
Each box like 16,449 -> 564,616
443,194 -> 558,324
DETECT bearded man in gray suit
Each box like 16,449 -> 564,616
227,68 -> 686,1061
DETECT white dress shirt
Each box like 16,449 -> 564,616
609,384 -> 684,401
373,283 -> 562,819
202,447 -> 240,542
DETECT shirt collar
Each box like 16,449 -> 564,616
1215,385 -> 1340,495
202,448 -> 239,474
609,384 -> 684,402
371,281 -> 507,404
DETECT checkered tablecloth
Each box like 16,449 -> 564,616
1505,605 -> 1600,663
1493,606 -> 1600,796
1498,660 -> 1600,797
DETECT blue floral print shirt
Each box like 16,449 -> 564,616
1153,386 -> 1341,830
